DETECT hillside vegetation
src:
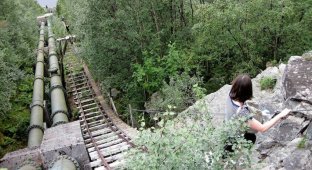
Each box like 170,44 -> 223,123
0,0 -> 43,157
57,0 -> 312,126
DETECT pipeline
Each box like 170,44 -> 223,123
48,155 -> 79,170
27,22 -> 45,148
47,18 -> 69,126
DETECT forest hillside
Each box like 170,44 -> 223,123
0,0 -> 43,157
57,0 -> 312,126
0,0 -> 311,168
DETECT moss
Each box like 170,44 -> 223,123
260,77 -> 277,90
297,136 -> 307,149
71,107 -> 79,120
302,52 -> 312,61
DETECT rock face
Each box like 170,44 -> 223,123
283,55 -> 312,102
183,52 -> 312,169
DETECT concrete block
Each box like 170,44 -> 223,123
40,121 -> 90,169
0,147 -> 41,169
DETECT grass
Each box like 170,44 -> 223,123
260,77 -> 277,90
297,136 -> 307,149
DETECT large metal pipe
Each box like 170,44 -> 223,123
48,155 -> 79,170
47,18 -> 69,126
17,160 -> 42,170
27,22 -> 45,148
18,165 -> 38,170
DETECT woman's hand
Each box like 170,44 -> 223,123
278,108 -> 291,119
248,108 -> 292,132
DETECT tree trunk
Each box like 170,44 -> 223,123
189,0 -> 194,24
170,0 -> 174,34
151,1 -> 160,33
179,0 -> 186,27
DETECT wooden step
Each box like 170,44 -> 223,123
89,142 -> 130,160
84,131 -> 121,144
90,152 -> 126,168
88,138 -> 124,153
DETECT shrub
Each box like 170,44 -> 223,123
260,77 -> 277,90
125,102 -> 253,169
297,136 -> 307,149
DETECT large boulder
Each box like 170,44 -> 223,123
181,52 -> 312,169
261,137 -> 312,170
181,85 -> 231,126
282,55 -> 312,103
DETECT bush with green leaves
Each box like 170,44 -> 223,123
0,0 -> 43,157
297,136 -> 307,149
126,102 -> 253,169
193,0 -> 312,88
57,0 -> 312,123
51,16 -> 67,38
146,73 -> 206,113
260,77 -> 277,90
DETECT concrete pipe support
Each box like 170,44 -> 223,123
17,160 -> 42,170
47,18 -> 69,126
27,22 -> 45,148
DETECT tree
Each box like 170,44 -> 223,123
192,0 -> 312,90
0,0 -> 43,157
57,0 -> 312,126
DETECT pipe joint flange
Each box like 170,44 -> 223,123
52,121 -> 68,127
27,124 -> 44,133
37,48 -> 44,53
48,67 -> 59,73
48,52 -> 57,57
51,83 -> 67,99
36,60 -> 45,64
34,75 -> 44,81
50,73 -> 61,79
48,155 -> 80,170
17,160 -> 42,170
51,110 -> 69,120
30,100 -> 44,109
49,84 -> 66,95
48,34 -> 55,38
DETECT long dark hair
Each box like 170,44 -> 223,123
229,74 -> 253,103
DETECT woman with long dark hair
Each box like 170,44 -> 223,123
225,74 -> 291,144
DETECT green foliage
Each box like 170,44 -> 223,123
51,16 -> 67,38
126,103 -> 252,169
54,0 -> 312,168
57,0 -> 312,129
133,43 -> 198,95
297,136 -> 307,149
260,77 -> 277,90
0,0 -> 43,157
0,55 -> 16,115
193,0 -> 312,85
146,73 -> 205,113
